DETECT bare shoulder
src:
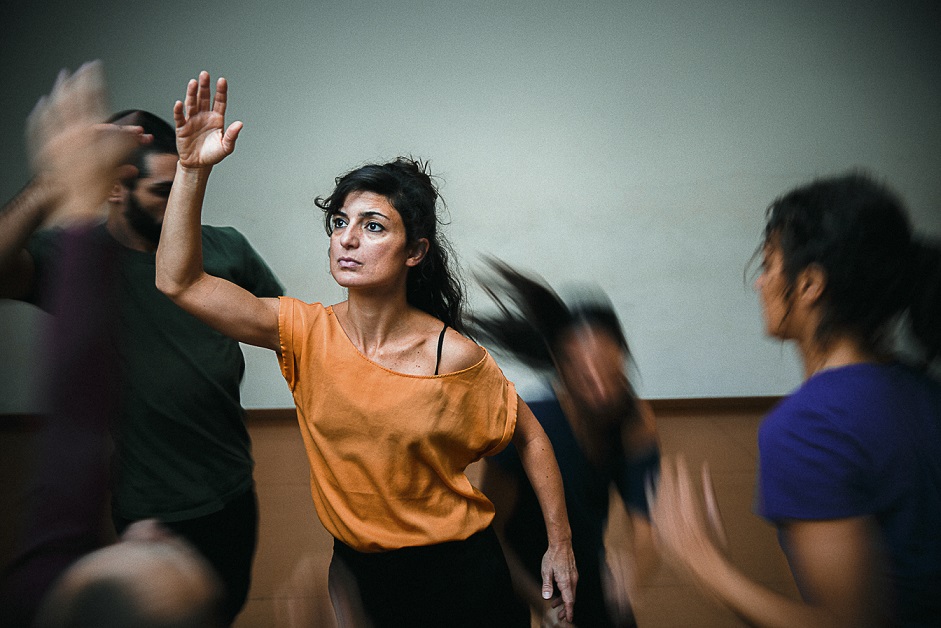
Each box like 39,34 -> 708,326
437,326 -> 486,374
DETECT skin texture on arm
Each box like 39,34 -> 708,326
512,399 -> 579,624
154,72 -> 279,351
649,456 -> 886,628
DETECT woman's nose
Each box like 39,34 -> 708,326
339,227 -> 358,248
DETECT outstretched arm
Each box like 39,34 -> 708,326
512,399 -> 578,624
649,456 -> 885,628
155,71 -> 279,350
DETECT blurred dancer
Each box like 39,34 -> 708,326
0,62 -> 146,626
0,62 -> 283,624
474,261 -> 660,627
155,71 -> 577,626
35,520 -> 224,628
650,173 -> 941,627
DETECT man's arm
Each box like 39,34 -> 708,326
1,61 -> 146,300
0,179 -> 54,299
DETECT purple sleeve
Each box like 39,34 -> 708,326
757,396 -> 869,522
0,226 -> 119,625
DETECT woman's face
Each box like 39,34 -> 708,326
555,325 -> 631,418
329,191 -> 426,292
755,240 -> 793,340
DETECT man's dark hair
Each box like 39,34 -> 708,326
107,110 -> 177,180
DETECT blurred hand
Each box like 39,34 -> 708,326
602,550 -> 635,623
646,456 -> 727,582
25,61 -> 147,226
540,597 -> 575,627
173,71 -> 242,170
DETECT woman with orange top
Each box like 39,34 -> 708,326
155,71 -> 577,627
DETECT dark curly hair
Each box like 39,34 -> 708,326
315,157 -> 467,333
760,172 -> 941,365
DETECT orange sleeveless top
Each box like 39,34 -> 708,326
278,298 -> 517,551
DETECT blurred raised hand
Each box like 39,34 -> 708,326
646,456 -> 728,585
173,71 -> 243,170
25,61 -> 147,226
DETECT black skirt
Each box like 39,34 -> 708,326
330,526 -> 529,627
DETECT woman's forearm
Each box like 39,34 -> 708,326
513,401 -> 571,547
512,398 -> 578,620
155,164 -> 211,298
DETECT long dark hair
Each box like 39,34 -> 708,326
316,157 -> 467,334
471,258 -> 632,371
762,172 -> 941,365
471,260 -> 641,458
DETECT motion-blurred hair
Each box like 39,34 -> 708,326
761,171 -> 941,365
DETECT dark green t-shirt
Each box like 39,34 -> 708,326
27,223 -> 283,520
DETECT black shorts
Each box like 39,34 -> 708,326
331,526 -> 529,627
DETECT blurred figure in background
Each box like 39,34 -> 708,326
0,61 -> 283,624
474,261 -> 660,627
650,173 -> 941,627
0,61 -> 147,626
35,520 -> 224,628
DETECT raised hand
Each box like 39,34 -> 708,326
25,61 -> 147,226
173,71 -> 243,169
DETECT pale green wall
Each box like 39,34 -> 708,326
1,0 -> 939,410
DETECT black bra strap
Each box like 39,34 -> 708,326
434,323 -> 448,375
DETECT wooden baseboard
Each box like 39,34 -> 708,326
239,396 -> 784,423
646,396 -> 783,415
0,397 -> 784,430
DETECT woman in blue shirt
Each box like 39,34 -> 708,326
651,173 -> 941,627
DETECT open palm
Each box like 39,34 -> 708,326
174,71 -> 243,169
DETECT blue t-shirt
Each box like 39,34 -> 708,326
758,362 -> 941,625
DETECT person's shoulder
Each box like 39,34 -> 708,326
437,325 -> 486,374
200,224 -> 248,246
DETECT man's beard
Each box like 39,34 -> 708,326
124,192 -> 162,246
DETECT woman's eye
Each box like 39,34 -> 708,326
332,216 -> 347,229
365,222 -> 383,232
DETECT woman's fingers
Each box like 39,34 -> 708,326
221,120 -> 243,154
196,70 -> 211,114
213,76 -> 228,116
173,100 -> 186,128
184,78 -> 198,119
